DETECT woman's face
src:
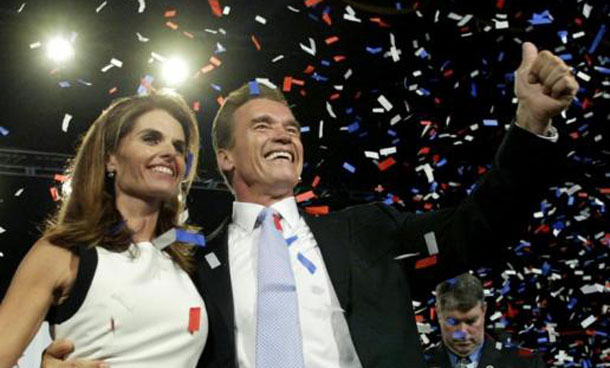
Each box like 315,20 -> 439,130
107,109 -> 187,204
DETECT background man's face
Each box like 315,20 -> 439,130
438,302 -> 486,357
219,98 -> 303,199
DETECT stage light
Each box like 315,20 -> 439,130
46,37 -> 74,63
162,57 -> 189,86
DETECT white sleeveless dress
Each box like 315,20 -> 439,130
47,242 -> 207,368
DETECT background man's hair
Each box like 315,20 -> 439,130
435,273 -> 485,313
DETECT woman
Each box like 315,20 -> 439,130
0,90 -> 206,368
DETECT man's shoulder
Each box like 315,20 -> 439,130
481,339 -> 546,368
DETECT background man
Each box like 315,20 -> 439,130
427,273 -> 546,368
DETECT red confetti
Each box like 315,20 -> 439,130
192,101 -> 200,112
325,36 -> 339,45
164,9 -> 177,18
183,31 -> 194,39
296,190 -> 316,203
322,12 -> 332,26
49,187 -> 60,201
415,255 -> 437,269
209,56 -> 222,67
333,55 -> 346,62
378,157 -> 396,171
312,175 -> 321,188
304,0 -> 324,7
304,206 -> 329,215
165,21 -> 178,30
282,76 -> 293,92
303,65 -> 315,74
208,0 -> 222,17
251,35 -> 261,50
188,307 -> 201,334
273,214 -> 283,231
108,86 -> 118,94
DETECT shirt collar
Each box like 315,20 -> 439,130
447,339 -> 484,367
232,197 -> 300,232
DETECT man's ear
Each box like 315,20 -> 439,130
217,149 -> 235,172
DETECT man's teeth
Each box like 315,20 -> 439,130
151,166 -> 174,175
265,151 -> 293,161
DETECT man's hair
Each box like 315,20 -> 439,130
211,82 -> 288,187
435,273 -> 485,313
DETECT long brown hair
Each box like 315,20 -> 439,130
43,90 -> 200,273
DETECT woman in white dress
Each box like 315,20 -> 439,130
0,90 -> 207,368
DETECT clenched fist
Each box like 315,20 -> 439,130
514,42 -> 579,135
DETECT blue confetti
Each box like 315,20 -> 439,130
588,24 -> 606,54
366,46 -> 383,54
483,119 -> 498,127
248,81 -> 260,95
0,126 -> 9,136
297,252 -> 316,274
176,229 -> 206,246
343,162 -> 356,173
347,121 -> 360,133
285,235 -> 298,246
528,10 -> 553,25
300,126 -> 310,133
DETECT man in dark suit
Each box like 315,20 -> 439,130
195,42 -> 576,368
426,273 -> 546,368
42,42 -> 577,368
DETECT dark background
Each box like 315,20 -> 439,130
0,0 -> 608,365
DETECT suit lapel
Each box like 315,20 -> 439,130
197,220 -> 235,336
302,211 -> 351,311
477,339 -> 500,368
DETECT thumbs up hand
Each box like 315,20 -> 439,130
514,42 -> 579,135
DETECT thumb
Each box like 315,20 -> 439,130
44,339 -> 75,358
519,42 -> 538,69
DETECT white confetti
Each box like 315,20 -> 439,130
424,231 -> 439,255
580,315 -> 597,328
364,151 -> 379,159
583,3 -> 592,18
29,42 -> 41,49
0,226 -> 5,234
136,32 -> 149,42
377,95 -> 393,111
222,6 -> 231,15
576,71 -> 591,82
380,147 -> 397,156
255,15 -> 267,24
271,55 -> 284,63
110,58 -> 123,68
17,3 -> 26,13
299,37 -> 316,56
137,0 -> 145,13
326,102 -> 336,118
96,1 -> 107,13
14,188 -> 24,197
62,114 -> 73,132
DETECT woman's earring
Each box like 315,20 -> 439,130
107,170 -> 115,178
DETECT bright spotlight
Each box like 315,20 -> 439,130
46,37 -> 75,62
162,57 -> 189,86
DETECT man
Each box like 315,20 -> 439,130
426,273 -> 546,368
43,42 -> 577,368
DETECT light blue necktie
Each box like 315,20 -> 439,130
255,207 -> 304,368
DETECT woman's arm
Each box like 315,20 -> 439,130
0,239 -> 77,368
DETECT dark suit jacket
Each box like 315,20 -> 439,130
426,338 -> 547,368
194,126 -> 565,367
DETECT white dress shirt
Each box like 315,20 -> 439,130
228,197 -> 362,368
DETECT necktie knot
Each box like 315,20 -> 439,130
456,356 -> 471,368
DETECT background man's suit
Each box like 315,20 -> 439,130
195,126 -> 565,368
426,336 -> 547,368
